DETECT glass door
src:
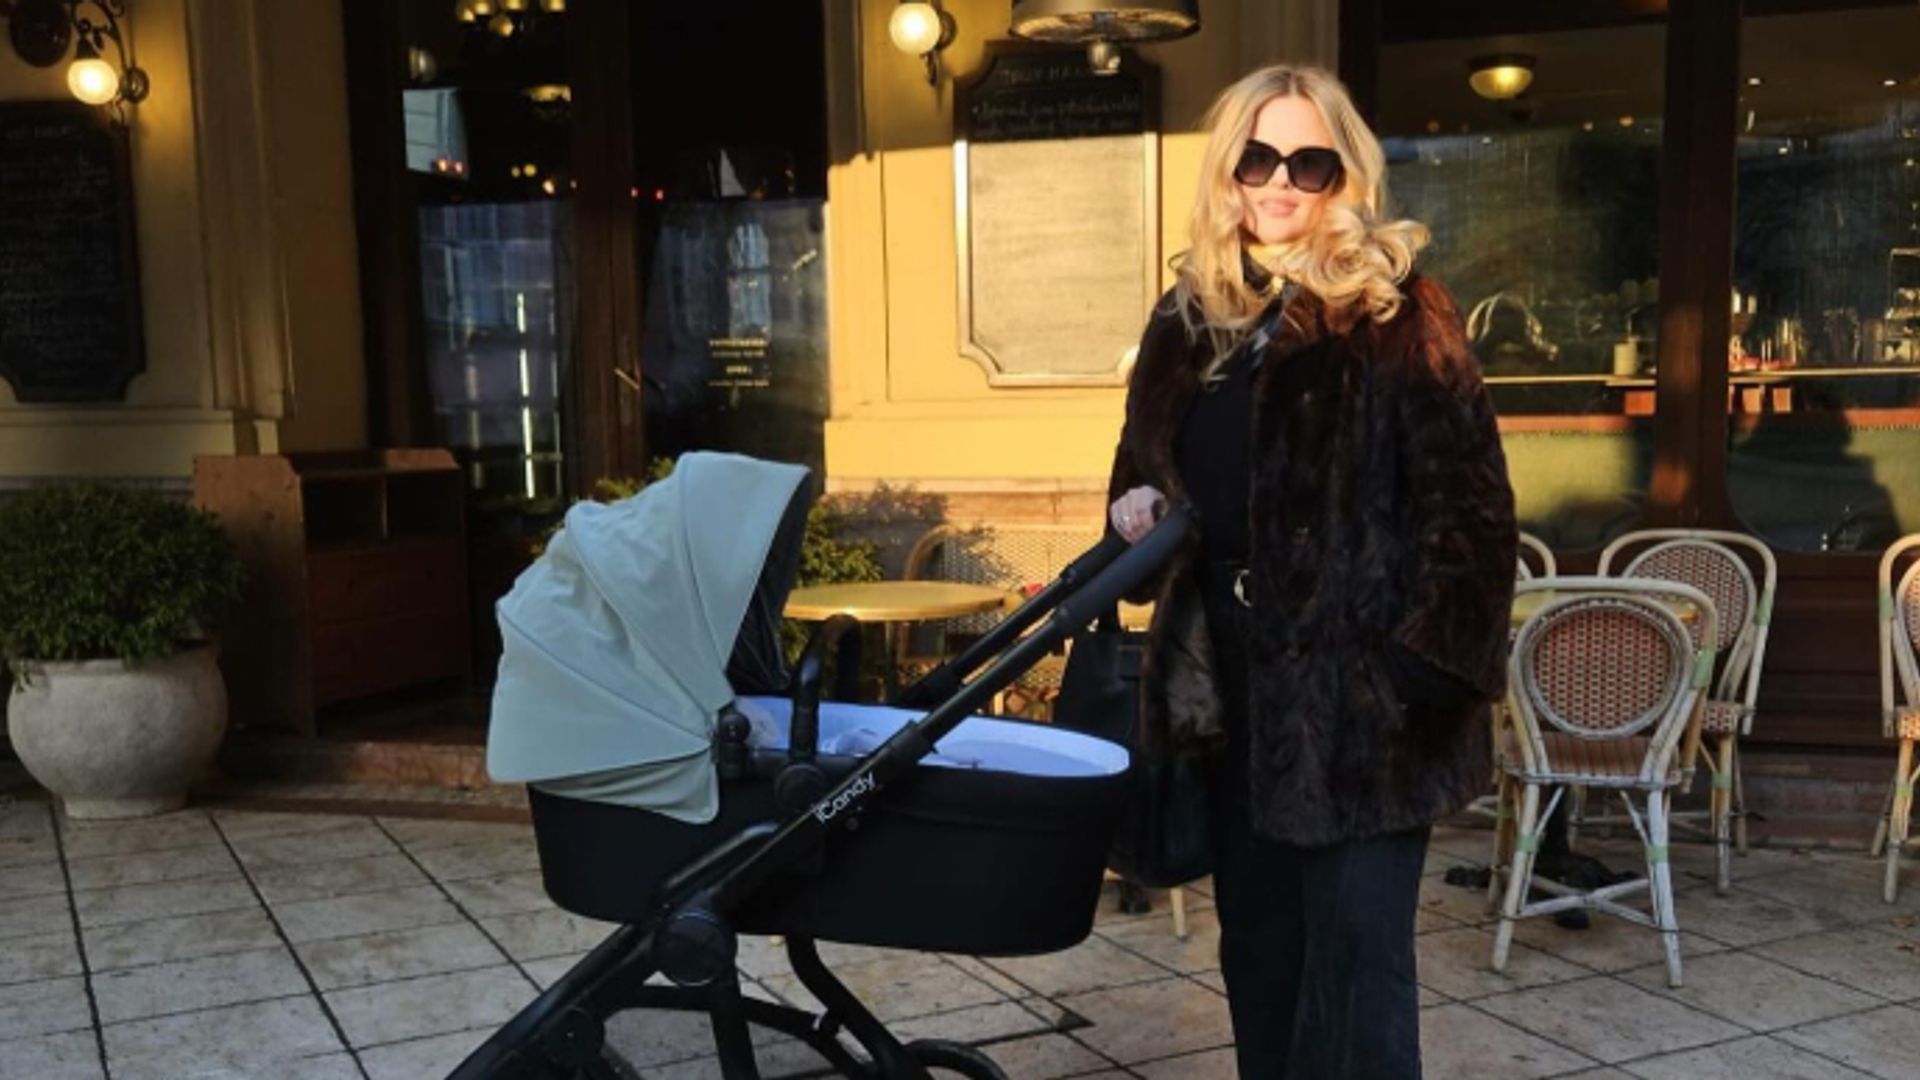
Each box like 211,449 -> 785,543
626,2 -> 831,478
400,0 -> 576,521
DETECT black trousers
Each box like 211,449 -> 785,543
1201,565 -> 1428,1080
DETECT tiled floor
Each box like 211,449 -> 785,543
6,797 -> 1920,1079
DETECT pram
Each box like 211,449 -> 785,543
453,453 -> 1188,1080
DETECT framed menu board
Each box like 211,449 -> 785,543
954,47 -> 1160,387
0,102 -> 144,403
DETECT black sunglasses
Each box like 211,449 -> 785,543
1233,140 -> 1344,194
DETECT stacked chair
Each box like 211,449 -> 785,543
1491,577 -> 1718,988
1595,530 -> 1778,893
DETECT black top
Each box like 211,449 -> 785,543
1175,342 -> 1257,564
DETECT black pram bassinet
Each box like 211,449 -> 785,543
454,453 -> 1188,1080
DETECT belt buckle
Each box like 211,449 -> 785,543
1231,568 -> 1252,608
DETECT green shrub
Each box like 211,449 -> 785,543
0,485 -> 244,669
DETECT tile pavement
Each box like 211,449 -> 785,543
4,797 -> 1920,1078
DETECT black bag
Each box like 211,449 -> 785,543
1054,607 -> 1214,888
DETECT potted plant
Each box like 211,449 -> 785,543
0,484 -> 243,818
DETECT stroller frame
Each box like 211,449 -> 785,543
452,511 -> 1190,1080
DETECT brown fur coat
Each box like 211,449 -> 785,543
1106,273 -> 1517,847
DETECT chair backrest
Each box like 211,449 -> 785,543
1517,531 -> 1556,581
1509,576 -> 1716,785
1879,535 -> 1920,735
905,522 -> 1103,636
1599,529 -> 1777,715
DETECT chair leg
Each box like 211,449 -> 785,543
1887,739 -> 1914,904
1170,887 -> 1188,941
1713,735 -> 1736,896
1487,774 -> 1516,912
1730,739 -> 1749,857
1492,783 -> 1542,974
1648,789 -> 1683,989
1871,781 -> 1894,858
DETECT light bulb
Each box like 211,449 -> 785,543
489,12 -> 515,36
67,57 -> 120,106
889,2 -> 942,56
1467,61 -> 1533,101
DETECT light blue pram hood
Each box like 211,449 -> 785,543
487,452 -> 811,824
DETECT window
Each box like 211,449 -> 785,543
398,0 -> 575,514
1728,4 -> 1920,552
1379,24 -> 1668,548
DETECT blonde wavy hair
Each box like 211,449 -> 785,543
1173,65 -> 1429,363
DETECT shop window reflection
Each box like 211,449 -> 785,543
1380,25 -> 1666,549
1728,5 -> 1920,552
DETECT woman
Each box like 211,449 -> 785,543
1106,66 -> 1515,1078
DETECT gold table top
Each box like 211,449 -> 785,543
783,581 -> 1013,622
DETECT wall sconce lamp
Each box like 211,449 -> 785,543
1468,54 -> 1535,101
2,0 -> 148,110
889,0 -> 955,87
1010,0 -> 1199,76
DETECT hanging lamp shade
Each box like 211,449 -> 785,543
1009,0 -> 1200,44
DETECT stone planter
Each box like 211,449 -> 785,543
7,646 -> 227,818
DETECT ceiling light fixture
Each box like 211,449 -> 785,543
1010,1 -> 1199,77
1468,54 -> 1535,101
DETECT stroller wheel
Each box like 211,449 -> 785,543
904,1039 -> 1008,1080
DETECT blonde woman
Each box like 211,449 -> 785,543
1106,66 -> 1515,1077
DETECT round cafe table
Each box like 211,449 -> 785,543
784,581 -> 1013,700
783,581 -> 1012,623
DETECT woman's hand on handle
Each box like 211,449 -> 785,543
1109,486 -> 1168,544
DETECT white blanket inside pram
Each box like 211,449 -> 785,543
736,697 -> 1129,779
535,700 -> 1126,808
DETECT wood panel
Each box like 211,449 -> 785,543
341,0 -> 429,447
1649,0 -> 1739,525
1748,552 -> 1884,750
567,0 -> 644,491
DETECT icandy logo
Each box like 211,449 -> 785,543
812,772 -> 876,825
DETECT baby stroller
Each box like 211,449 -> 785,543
452,453 -> 1189,1079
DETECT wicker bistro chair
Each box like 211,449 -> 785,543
1490,577 -> 1718,989
1592,530 -> 1777,894
1870,535 -> 1920,902
898,523 -> 1104,718
1517,531 -> 1558,581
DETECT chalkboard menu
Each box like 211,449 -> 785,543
954,47 -> 1160,387
961,48 -> 1151,144
0,102 -> 144,403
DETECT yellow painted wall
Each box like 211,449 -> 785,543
823,0 -> 1336,491
0,0 -> 365,480
260,1 -> 367,454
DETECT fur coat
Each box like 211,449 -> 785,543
1105,273 -> 1517,847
